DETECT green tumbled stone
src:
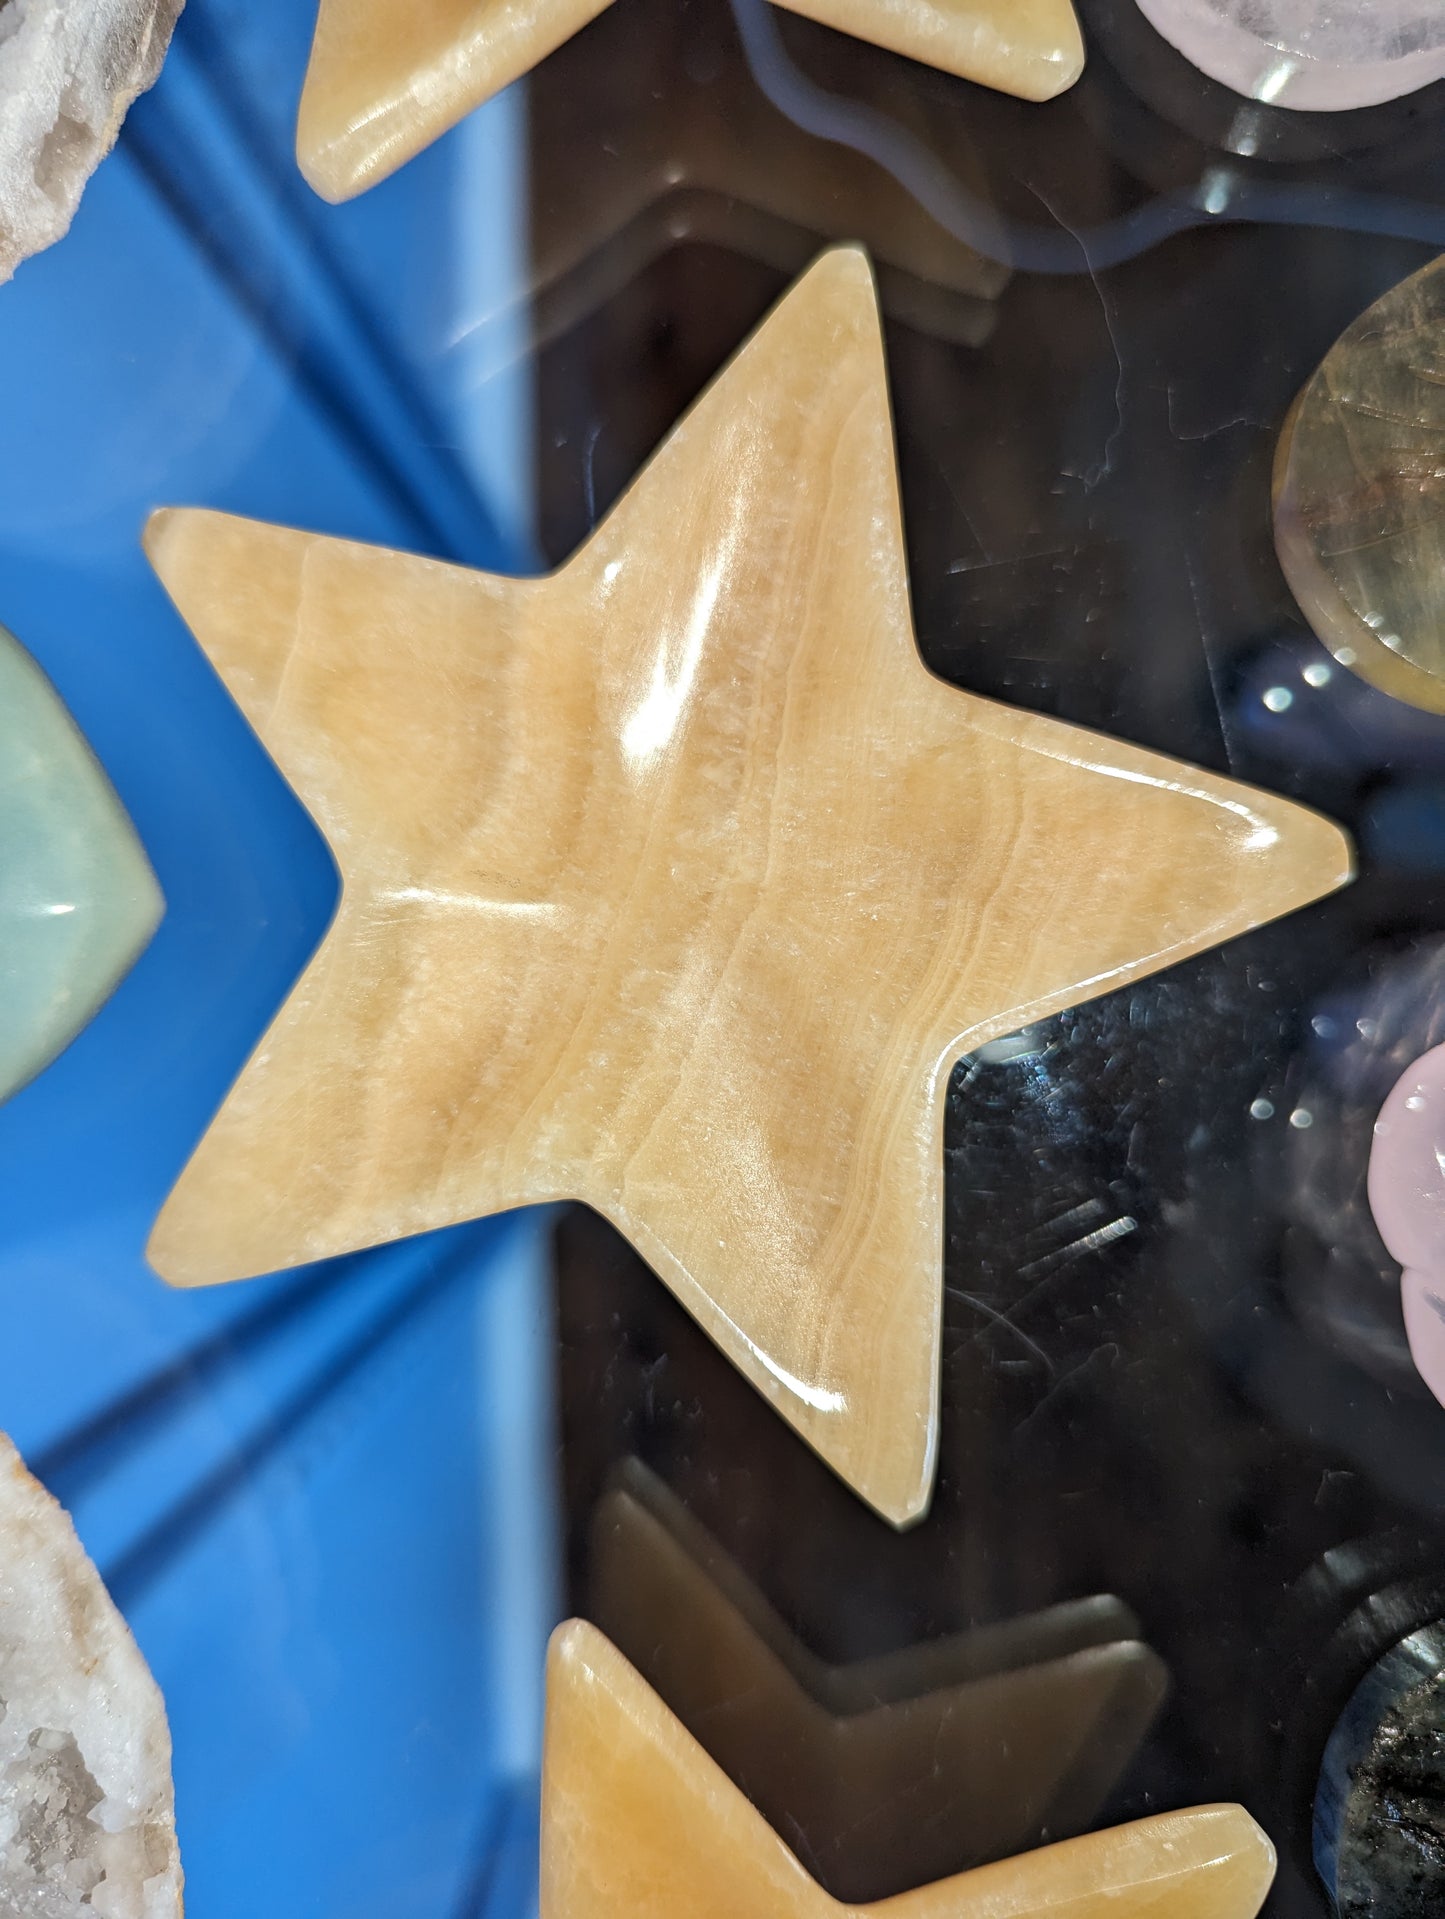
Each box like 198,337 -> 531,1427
0,626 -> 162,1103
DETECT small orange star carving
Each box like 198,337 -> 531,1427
541,1618 -> 1278,1919
296,0 -> 1085,201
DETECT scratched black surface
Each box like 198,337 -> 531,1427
531,3 -> 1445,1910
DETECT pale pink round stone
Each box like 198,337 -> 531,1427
1133,0 -> 1445,110
1369,1039 -> 1445,1410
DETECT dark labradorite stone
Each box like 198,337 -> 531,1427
1316,1623 -> 1445,1914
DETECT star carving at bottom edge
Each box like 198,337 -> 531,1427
540,1617 -> 1277,1917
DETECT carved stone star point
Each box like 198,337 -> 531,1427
296,0 -> 1086,202
541,1618 -> 1278,1918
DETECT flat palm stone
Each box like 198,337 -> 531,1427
0,627 -> 162,1104
1275,256 -> 1445,714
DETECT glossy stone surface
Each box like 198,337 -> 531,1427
1276,257 -> 1445,715
1273,935 -> 1445,1399
1132,0 -> 1445,111
0,0 -> 183,282
0,1432 -> 182,1917
0,629 -> 162,1105
296,0 -> 1084,200
541,1618 -> 1277,1917
1369,1038 -> 1445,1411
144,248 -> 1350,1527
1314,1622 -> 1445,1914
588,1462 -> 1168,1901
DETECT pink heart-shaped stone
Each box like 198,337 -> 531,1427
1369,1039 -> 1445,1408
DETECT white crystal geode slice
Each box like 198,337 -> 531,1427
0,0 -> 184,283
0,1433 -> 182,1918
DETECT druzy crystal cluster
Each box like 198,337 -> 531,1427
0,1435 -> 181,1918
0,0 -> 183,281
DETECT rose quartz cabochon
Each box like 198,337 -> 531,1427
1133,0 -> 1445,110
1368,1039 -> 1445,1411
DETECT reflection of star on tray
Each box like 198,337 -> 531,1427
143,247 -> 1351,1527
524,0 -> 1011,362
0,626 -> 162,1105
296,0 -> 1086,201
588,1461 -> 1168,1901
542,1617 -> 1277,1917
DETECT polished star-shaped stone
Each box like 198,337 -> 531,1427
295,0 -> 1085,201
541,1618 -> 1277,1918
144,248 -> 1350,1525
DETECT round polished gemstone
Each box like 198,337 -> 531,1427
1275,256 -> 1445,715
1134,0 -> 1445,110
